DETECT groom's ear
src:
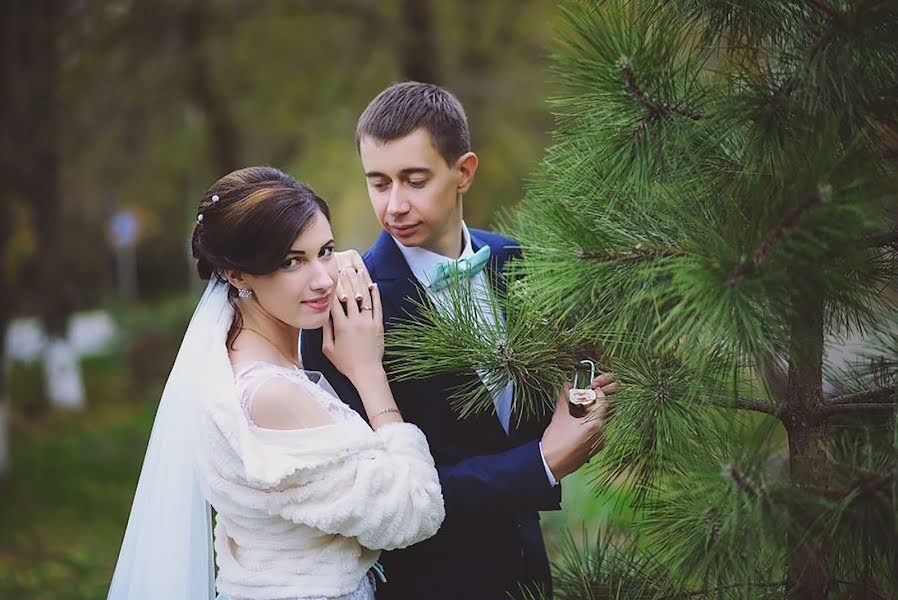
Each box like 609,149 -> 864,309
455,151 -> 478,195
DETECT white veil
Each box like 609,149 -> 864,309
108,279 -> 232,599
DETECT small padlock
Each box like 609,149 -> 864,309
568,359 -> 598,418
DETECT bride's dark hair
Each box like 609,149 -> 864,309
191,166 -> 331,344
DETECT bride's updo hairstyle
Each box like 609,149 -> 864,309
192,166 -> 330,288
191,166 -> 331,342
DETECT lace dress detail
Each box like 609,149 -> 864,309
233,361 -> 359,428
228,361 -> 376,600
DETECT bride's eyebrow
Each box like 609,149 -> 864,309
285,239 -> 335,256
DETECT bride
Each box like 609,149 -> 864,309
108,166 -> 445,600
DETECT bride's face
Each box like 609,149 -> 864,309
242,211 -> 338,330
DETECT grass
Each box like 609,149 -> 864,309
542,468 -> 640,557
0,353 -> 163,599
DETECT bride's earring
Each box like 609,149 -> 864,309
238,288 -> 253,299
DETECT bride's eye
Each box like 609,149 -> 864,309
280,257 -> 301,270
320,246 -> 335,259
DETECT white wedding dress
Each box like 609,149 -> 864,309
107,280 -> 443,600
221,360 -> 378,600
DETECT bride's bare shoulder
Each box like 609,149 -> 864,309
250,377 -> 333,431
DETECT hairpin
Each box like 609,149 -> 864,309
197,214 -> 204,223
211,194 -> 220,203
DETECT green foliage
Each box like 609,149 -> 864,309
587,352 -> 734,504
387,276 -> 591,423
527,530 -> 684,600
642,418 -> 789,591
391,0 -> 898,595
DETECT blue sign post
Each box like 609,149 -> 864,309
109,210 -> 139,249
108,209 -> 140,299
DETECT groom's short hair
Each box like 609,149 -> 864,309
357,82 -> 471,166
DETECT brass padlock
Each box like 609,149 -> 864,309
568,359 -> 598,418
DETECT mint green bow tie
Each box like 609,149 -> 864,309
429,245 -> 492,291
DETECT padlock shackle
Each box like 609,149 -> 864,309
572,359 -> 597,389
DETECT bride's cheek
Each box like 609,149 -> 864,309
329,262 -> 340,282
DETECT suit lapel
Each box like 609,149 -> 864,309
369,230 -> 510,444
469,231 -> 539,440
470,230 -> 518,299
367,230 -> 432,327
368,230 -> 544,442
372,228 -> 516,332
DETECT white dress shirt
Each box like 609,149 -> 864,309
391,222 -> 558,486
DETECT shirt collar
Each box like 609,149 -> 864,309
392,221 -> 474,288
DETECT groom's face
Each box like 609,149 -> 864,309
360,128 -> 475,257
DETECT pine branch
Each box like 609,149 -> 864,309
724,464 -> 760,498
765,5 -> 848,116
616,56 -> 703,136
850,471 -> 894,499
821,402 -> 897,416
683,580 -> 786,597
866,229 -> 898,249
729,191 -> 826,288
824,388 -> 897,406
833,579 -> 892,599
580,244 -> 685,263
819,470 -> 896,502
805,0 -> 839,20
768,76 -> 798,117
821,387 -> 896,416
707,395 -> 778,415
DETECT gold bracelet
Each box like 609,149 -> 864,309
370,407 -> 401,419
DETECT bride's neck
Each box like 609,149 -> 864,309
237,303 -> 300,364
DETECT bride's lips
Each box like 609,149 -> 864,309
302,296 -> 331,312
389,222 -> 421,239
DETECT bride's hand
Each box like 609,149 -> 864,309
333,249 -> 364,302
322,267 -> 384,384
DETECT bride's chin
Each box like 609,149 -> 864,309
297,310 -> 330,330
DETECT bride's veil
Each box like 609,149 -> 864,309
108,279 -> 233,599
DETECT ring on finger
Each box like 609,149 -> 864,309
361,306 -> 373,311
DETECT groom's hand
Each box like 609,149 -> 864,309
541,376 -> 615,481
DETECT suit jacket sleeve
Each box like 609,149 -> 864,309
301,328 -> 562,519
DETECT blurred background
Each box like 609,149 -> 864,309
0,1 -> 617,597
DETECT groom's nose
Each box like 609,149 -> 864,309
386,186 -> 411,216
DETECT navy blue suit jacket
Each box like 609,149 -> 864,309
301,229 -> 561,600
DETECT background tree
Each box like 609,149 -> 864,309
1,0 -> 70,467
389,1 -> 898,597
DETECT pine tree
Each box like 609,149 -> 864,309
387,1 -> 898,597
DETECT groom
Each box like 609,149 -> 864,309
302,82 -> 605,599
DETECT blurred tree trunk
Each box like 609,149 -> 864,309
0,0 -> 66,475
397,0 -> 440,83
0,280 -> 8,482
9,0 -> 66,333
0,0 -> 13,483
3,0 -> 84,414
178,2 -> 242,174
